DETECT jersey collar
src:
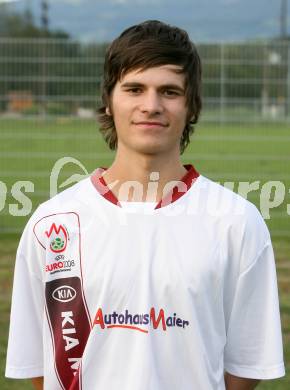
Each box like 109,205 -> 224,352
90,164 -> 199,210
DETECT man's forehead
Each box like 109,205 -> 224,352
119,64 -> 185,84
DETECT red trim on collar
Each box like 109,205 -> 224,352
90,165 -> 199,209
90,168 -> 121,207
155,164 -> 199,209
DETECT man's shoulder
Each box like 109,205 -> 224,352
193,175 -> 256,212
195,175 -> 268,236
31,176 -> 93,222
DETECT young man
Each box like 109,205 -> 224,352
6,20 -> 285,390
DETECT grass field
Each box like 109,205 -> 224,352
0,118 -> 289,389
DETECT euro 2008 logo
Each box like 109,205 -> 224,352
45,223 -> 68,253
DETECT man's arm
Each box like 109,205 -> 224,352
225,372 -> 260,390
31,377 -> 44,390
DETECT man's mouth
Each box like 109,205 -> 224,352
133,121 -> 168,127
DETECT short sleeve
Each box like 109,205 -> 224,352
224,242 -> 285,379
5,219 -> 45,379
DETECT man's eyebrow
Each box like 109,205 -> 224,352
121,82 -> 144,88
160,84 -> 185,93
121,82 -> 185,93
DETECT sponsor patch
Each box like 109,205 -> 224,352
45,277 -> 91,389
45,223 -> 69,253
93,307 -> 190,333
52,285 -> 77,303
45,255 -> 76,274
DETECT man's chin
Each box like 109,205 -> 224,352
133,142 -> 169,156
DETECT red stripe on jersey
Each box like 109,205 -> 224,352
155,164 -> 199,209
90,164 -> 199,209
34,212 -> 92,390
45,277 -> 91,390
107,324 -> 149,333
91,168 -> 121,207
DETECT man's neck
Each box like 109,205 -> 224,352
102,152 -> 187,203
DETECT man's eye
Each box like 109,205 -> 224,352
127,88 -> 142,94
164,90 -> 179,96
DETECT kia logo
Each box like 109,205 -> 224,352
52,285 -> 76,302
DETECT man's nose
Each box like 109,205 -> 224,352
140,90 -> 163,114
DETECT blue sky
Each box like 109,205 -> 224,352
6,0 -> 290,42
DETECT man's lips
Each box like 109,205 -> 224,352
133,121 -> 168,127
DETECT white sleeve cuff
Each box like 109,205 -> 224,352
5,365 -> 43,379
224,361 -> 285,380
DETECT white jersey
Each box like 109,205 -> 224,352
6,165 -> 285,389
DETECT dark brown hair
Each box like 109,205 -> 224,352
97,20 -> 202,154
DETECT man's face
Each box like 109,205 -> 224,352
108,65 -> 188,156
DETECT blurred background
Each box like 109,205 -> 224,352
0,1 -> 289,388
